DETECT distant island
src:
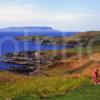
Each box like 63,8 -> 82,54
0,27 -> 78,37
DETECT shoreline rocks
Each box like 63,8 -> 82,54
1,51 -> 76,75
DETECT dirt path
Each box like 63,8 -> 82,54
67,53 -> 100,75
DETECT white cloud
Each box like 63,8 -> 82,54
0,4 -> 100,31
0,4 -> 84,22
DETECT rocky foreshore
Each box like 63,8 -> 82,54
1,50 -> 76,75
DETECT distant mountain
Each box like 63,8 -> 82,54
0,27 -> 78,37
0,27 -> 60,32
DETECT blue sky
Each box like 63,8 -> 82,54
0,0 -> 100,31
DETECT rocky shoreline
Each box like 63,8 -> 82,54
16,35 -> 76,47
1,50 -> 76,75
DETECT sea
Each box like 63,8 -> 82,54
0,31 -> 77,70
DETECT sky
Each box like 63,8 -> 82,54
0,0 -> 100,31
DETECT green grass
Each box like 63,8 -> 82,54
52,84 -> 100,100
0,72 -> 88,100
13,84 -> 100,100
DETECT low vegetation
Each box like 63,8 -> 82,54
0,72 -> 89,100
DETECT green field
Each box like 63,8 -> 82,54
0,72 -> 89,100
14,84 -> 100,100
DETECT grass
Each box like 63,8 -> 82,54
51,84 -> 100,100
65,44 -> 100,55
0,72 -> 88,100
13,84 -> 100,100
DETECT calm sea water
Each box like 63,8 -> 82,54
0,31 -> 77,70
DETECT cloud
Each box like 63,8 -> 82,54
0,5 -> 80,22
0,4 -> 100,31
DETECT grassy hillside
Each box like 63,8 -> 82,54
75,31 -> 100,38
65,31 -> 100,40
65,31 -> 100,46
14,84 -> 100,100
51,84 -> 100,100
0,72 -> 87,100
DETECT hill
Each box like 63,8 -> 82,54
0,27 -> 55,31
65,31 -> 100,46
0,27 -> 78,37
66,31 -> 100,40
